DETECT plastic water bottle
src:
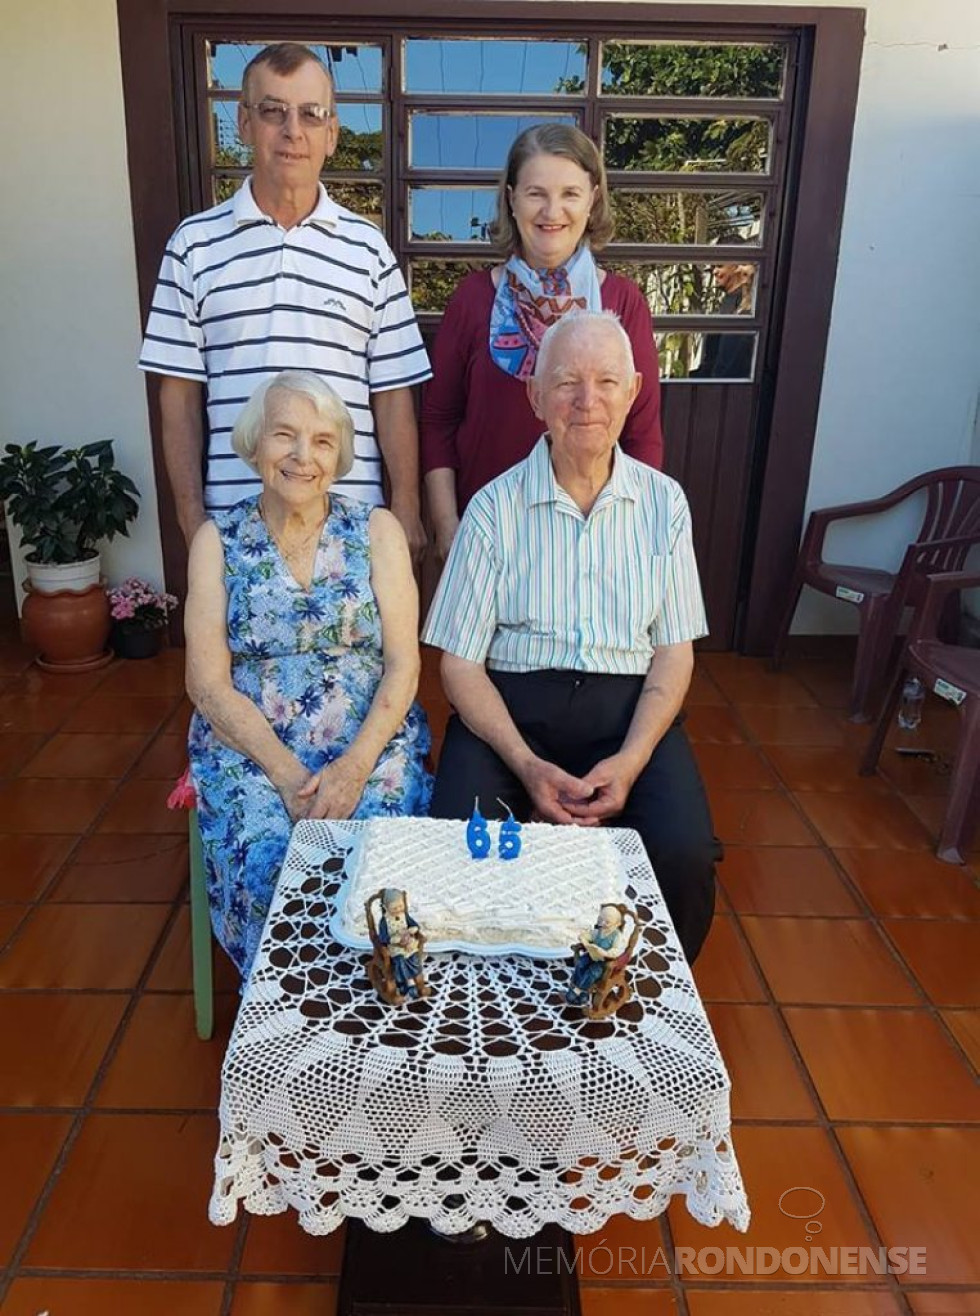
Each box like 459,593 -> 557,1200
897,677 -> 925,731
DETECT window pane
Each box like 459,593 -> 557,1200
605,116 -> 772,173
327,104 -> 383,173
602,42 -> 784,99
404,39 -> 587,95
326,181 -> 385,229
213,175 -> 244,205
410,187 -> 497,242
211,99 -> 251,168
410,112 -> 578,170
610,191 -> 763,244
410,259 -> 494,313
658,330 -> 756,380
606,261 -> 758,317
206,41 -> 383,93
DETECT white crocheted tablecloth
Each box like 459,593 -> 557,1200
209,820 -> 750,1239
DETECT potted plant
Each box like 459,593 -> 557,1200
107,578 -> 178,659
0,439 -> 141,671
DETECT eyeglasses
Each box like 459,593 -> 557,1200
243,99 -> 336,128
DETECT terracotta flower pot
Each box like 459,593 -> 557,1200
21,581 -> 113,672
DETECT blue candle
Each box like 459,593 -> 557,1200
466,798 -> 491,860
497,800 -> 523,861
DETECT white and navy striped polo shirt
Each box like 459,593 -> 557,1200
423,437 -> 708,674
139,180 -> 431,511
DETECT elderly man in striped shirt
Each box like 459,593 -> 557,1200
424,311 -> 718,963
140,43 -> 430,560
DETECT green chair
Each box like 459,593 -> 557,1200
188,807 -> 214,1040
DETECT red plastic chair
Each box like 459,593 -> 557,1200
860,569 -> 980,863
771,467 -> 980,720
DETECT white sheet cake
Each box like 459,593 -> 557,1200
342,817 -> 625,952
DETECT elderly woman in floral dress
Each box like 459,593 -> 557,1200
185,370 -> 432,977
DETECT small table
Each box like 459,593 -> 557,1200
210,821 -> 749,1309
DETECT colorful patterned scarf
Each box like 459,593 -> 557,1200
488,245 -> 602,381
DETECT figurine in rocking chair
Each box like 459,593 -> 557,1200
367,887 -> 433,1005
566,903 -> 640,1019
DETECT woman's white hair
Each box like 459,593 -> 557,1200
534,310 -> 636,381
231,370 -> 355,479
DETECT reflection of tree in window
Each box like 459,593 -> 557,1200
691,245 -> 756,379
606,117 -> 770,174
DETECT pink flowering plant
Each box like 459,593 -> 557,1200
107,577 -> 178,632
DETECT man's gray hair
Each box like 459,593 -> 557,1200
533,311 -> 636,381
231,370 -> 355,478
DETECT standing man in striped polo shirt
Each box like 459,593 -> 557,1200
139,43 -> 430,559
423,311 -> 719,963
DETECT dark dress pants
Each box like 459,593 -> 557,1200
430,669 -> 720,964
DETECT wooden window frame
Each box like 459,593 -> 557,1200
118,0 -> 864,653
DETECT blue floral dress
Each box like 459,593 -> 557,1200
188,495 -> 432,976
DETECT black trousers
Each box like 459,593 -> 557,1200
430,669 -> 720,964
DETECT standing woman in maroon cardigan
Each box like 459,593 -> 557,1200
421,123 -> 664,560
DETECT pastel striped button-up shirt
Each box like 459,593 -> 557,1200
423,437 -> 708,675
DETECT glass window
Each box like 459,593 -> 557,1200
606,261 -> 759,317
605,116 -> 773,174
211,99 -> 251,169
409,259 -> 494,313
327,104 -> 383,173
326,182 -> 385,228
658,330 -> 756,380
410,188 -> 497,243
609,190 -> 764,244
405,39 -> 587,95
601,42 -> 785,99
410,112 -> 578,170
206,41 -> 383,93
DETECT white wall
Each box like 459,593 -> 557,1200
3,0 -> 978,633
0,0 -> 164,609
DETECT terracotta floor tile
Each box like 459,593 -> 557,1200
146,906 -> 241,993
0,903 -> 170,988
582,1290 -> 678,1314
96,778 -> 188,833
906,1295 -> 980,1313
241,1212 -> 345,1276
737,705 -> 847,746
133,733 -> 191,779
884,921 -> 980,1006
721,847 -> 860,916
835,850 -> 980,920
711,791 -> 816,846
96,993 -> 236,1109
0,778 -> 116,833
0,732 -> 46,776
0,834 -> 75,900
763,743 -> 890,793
62,693 -> 177,735
47,832 -> 188,902
0,693 -> 80,734
687,667 -> 727,705
0,993 -> 127,1106
98,654 -> 186,696
25,1112 -> 234,1270
709,666 -> 820,708
0,1113 -> 71,1264
692,916 -> 767,1003
229,1284 -> 337,1316
20,731 -> 146,778
0,905 -> 26,948
794,668 -> 855,712
693,744 -> 779,793
795,791 -> 933,850
901,795 -> 980,859
0,1279 -> 225,1316
783,1007 -> 979,1122
574,1215 -> 667,1279
837,1126 -> 980,1286
685,706 -> 746,744
706,1004 -> 817,1120
163,696 -> 194,738
686,1293 -> 902,1314
941,1010 -> 980,1071
740,918 -> 918,1005
669,1125 -> 875,1282
1,665 -> 111,700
